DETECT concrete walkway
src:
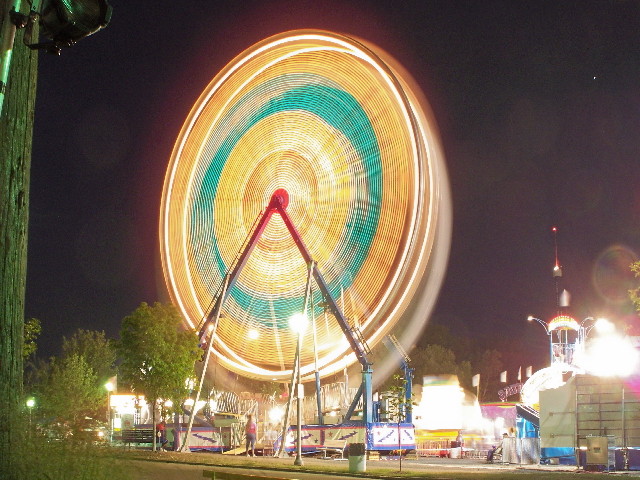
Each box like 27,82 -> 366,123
122,451 -> 640,479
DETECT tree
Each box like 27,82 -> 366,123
456,359 -> 473,391
116,302 -> 199,450
23,317 -> 41,360
473,349 -> 504,402
38,354 -> 104,431
385,373 -> 413,472
25,329 -> 116,433
419,321 -> 472,360
411,344 -> 459,378
0,1 -> 38,474
62,329 -> 115,384
630,261 -> 640,312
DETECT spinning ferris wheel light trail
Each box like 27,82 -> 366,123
160,29 -> 450,384
160,29 -> 451,452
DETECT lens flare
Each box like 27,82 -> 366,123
592,244 -> 638,305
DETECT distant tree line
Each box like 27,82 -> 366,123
376,322 -> 506,402
24,302 -> 199,451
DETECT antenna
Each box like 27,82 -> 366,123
552,227 -> 562,278
551,226 -> 571,316
552,226 -> 562,315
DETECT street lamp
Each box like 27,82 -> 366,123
579,317 -> 612,343
527,315 -> 552,365
289,313 -> 308,466
105,381 -> 114,442
26,397 -> 35,429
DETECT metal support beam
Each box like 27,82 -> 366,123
274,200 -> 371,370
195,189 -> 375,437
180,276 -> 229,451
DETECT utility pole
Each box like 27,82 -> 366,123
0,0 -> 38,476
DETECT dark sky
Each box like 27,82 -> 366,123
26,0 -> 640,370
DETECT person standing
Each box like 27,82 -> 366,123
157,420 -> 167,451
245,414 -> 257,457
455,430 -> 464,458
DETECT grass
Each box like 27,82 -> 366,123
12,436 -> 133,480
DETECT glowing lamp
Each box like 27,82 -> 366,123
289,313 -> 308,335
248,329 -> 259,340
26,398 -> 35,408
593,317 -> 614,334
268,406 -> 284,424
582,334 -> 640,377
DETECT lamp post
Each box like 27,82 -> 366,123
105,381 -> 114,443
527,316 -> 552,365
26,397 -> 35,430
289,313 -> 308,466
578,317 -> 613,349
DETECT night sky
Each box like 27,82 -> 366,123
26,0 -> 640,371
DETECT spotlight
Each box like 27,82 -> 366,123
11,0 -> 112,54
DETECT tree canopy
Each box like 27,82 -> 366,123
118,303 -> 198,398
117,302 -> 199,450
62,329 -> 115,384
23,318 -> 41,360
38,354 -> 104,429
29,328 -> 115,432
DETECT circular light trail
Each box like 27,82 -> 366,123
160,30 -> 450,381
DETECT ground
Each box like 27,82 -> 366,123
116,450 -> 639,479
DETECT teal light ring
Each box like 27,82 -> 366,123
189,82 -> 382,323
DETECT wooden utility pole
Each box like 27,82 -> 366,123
0,0 -> 38,476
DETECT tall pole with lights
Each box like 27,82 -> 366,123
527,316 -> 552,365
25,397 -> 35,430
105,381 -> 114,443
180,276 -> 229,452
290,262 -> 313,466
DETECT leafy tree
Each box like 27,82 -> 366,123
27,329 -> 117,432
23,318 -> 42,391
457,359 -> 473,391
419,321 -> 472,360
630,261 -> 640,312
116,302 -> 199,450
62,329 -> 115,384
412,344 -> 459,378
23,317 -> 41,360
384,373 -> 413,472
38,354 -> 104,431
473,349 -> 504,402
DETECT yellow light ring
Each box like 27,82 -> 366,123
549,315 -> 580,332
160,30 -> 449,380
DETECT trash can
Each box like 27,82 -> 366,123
450,441 -> 461,458
349,443 -> 366,473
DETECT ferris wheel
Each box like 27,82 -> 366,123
160,30 -> 451,382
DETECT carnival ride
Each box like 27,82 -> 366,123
159,30 -> 451,453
